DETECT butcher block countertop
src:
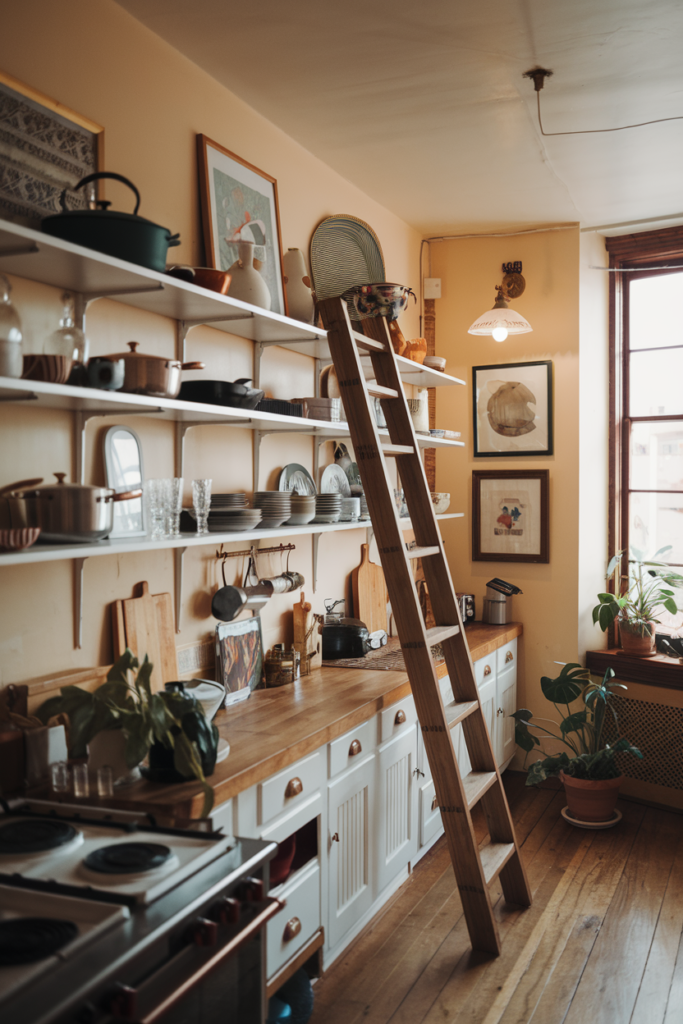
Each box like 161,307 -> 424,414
40,622 -> 522,822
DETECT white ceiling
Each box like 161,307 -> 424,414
117,0 -> 683,236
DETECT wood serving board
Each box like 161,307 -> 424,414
352,543 -> 388,633
112,581 -> 178,691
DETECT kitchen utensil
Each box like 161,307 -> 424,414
177,378 -> 264,409
293,591 -> 321,676
255,398 -> 303,417
87,357 -> 125,390
352,543 -> 388,634
0,274 -> 23,379
107,341 -> 204,399
456,593 -> 476,624
192,478 -> 212,535
431,491 -> 451,513
342,282 -> 416,322
22,354 -> 72,384
289,396 -> 341,421
166,265 -> 232,294
482,577 -> 523,625
310,214 -> 385,319
111,580 -> 177,690
279,463 -> 317,496
264,644 -> 300,687
9,474 -> 142,542
0,527 -> 41,552
320,464 -> 351,496
41,172 -> 181,272
321,609 -> 372,659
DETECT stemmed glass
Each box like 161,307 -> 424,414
146,479 -> 167,540
165,477 -> 183,537
192,479 -> 212,535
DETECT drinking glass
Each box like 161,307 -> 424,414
97,765 -> 114,798
192,478 -> 212,535
73,763 -> 90,799
165,477 -> 183,537
50,760 -> 70,793
146,478 -> 167,540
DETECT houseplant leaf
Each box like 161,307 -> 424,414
540,663 -> 588,704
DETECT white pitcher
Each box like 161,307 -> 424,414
228,240 -> 271,310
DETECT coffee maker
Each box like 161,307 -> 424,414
482,578 -> 522,624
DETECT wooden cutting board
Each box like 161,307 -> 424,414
293,591 -> 321,675
112,581 -> 178,691
352,544 -> 388,633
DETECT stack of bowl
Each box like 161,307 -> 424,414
314,494 -> 342,523
253,491 -> 292,528
287,495 -> 316,526
212,492 -> 248,509
208,507 -> 262,532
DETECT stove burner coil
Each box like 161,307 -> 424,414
0,819 -> 79,854
0,918 -> 79,965
83,842 -> 172,875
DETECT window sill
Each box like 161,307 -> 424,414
586,649 -> 683,690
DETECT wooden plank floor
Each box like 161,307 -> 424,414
309,774 -> 683,1024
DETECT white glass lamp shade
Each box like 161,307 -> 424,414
468,293 -> 532,337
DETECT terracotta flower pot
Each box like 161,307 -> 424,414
619,618 -> 656,657
560,770 -> 623,822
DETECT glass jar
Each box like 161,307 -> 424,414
45,292 -> 88,363
0,274 -> 23,379
265,645 -> 301,687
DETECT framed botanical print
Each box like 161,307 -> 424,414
197,134 -> 287,316
473,360 -> 553,457
472,469 -> 549,563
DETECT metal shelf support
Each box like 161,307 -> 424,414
73,556 -> 89,649
174,546 -> 188,633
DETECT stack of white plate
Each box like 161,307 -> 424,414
212,493 -> 248,508
360,496 -> 370,521
314,494 -> 342,523
253,491 -> 292,528
340,497 -> 361,522
288,495 -> 316,526
208,508 -> 262,532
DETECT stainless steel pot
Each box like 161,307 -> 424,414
8,473 -> 142,542
106,341 -> 204,398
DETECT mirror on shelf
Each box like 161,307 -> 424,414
104,425 -> 145,538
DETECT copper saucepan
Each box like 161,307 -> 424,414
106,341 -> 205,398
6,473 -> 143,543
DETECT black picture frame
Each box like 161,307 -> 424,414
472,469 -> 550,563
472,360 -> 553,457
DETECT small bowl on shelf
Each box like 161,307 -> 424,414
431,492 -> 451,514
22,354 -> 73,384
166,266 -> 232,295
0,527 -> 41,552
424,355 -> 447,372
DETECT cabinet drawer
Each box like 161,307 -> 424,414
380,695 -> 417,743
267,861 -> 320,979
259,750 -> 323,827
328,718 -> 376,778
475,655 -> 496,688
419,779 -> 442,848
496,639 -> 517,674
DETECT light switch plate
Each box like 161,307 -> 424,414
424,277 -> 441,299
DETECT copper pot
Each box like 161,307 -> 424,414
7,473 -> 142,543
106,341 -> 204,398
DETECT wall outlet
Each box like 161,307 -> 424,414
424,277 -> 441,299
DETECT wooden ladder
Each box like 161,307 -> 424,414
317,297 -> 532,955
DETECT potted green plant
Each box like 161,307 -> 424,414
592,546 -> 683,656
37,649 -> 218,816
513,663 -> 642,823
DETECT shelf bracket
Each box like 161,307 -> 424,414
253,342 -> 264,390
73,556 -> 89,649
173,546 -> 188,633
81,283 -> 165,302
312,532 -> 321,593
73,410 -> 107,484
174,421 -> 202,480
253,429 -> 262,492
0,243 -> 40,258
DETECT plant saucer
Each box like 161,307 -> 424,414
560,806 -> 623,830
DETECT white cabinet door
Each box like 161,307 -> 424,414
495,666 -> 517,767
478,676 -> 497,757
376,727 -> 418,894
327,753 -> 375,950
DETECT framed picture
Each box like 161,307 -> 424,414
215,616 -> 265,706
197,134 -> 287,316
472,360 -> 553,457
0,70 -> 103,227
472,469 -> 549,563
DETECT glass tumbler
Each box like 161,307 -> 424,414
192,478 -> 212,535
50,760 -> 70,793
73,763 -> 90,799
165,477 -> 183,537
146,478 -> 168,540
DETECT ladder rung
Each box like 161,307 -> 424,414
351,330 -> 387,352
367,383 -> 399,399
444,700 -> 478,728
381,443 -> 414,456
462,771 -> 498,809
407,545 -> 440,559
425,624 -> 460,646
479,842 -> 516,885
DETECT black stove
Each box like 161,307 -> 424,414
0,919 -> 79,966
0,819 -> 79,854
83,842 -> 172,875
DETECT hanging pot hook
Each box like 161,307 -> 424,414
286,545 -> 292,573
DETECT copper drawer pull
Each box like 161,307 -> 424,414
484,664 -> 492,676
331,832 -> 340,843
283,916 -> 302,942
394,710 -> 406,725
285,777 -> 303,798
431,795 -> 438,812
349,739 -> 362,756
505,650 -> 514,663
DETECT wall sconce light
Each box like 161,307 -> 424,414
468,262 -> 533,342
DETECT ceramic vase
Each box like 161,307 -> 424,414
560,770 -> 623,823
282,248 -> 315,323
228,240 -> 271,310
619,619 -> 657,657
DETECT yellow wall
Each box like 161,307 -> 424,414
0,0 -> 421,685
431,227 -> 589,760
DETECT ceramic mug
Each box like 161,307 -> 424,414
87,356 -> 125,390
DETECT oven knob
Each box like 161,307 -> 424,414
240,877 -> 264,902
108,984 -> 137,1020
210,896 -> 241,924
189,917 -> 218,946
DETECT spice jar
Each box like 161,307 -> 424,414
265,645 -> 301,688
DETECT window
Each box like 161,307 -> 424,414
606,227 -> 683,633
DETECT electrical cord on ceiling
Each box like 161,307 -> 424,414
525,67 -> 683,136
